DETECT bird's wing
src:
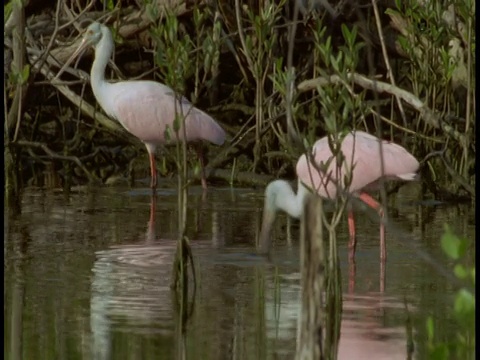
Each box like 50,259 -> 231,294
296,131 -> 419,197
342,132 -> 419,191
105,81 -> 225,145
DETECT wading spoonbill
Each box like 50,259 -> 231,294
56,22 -> 226,189
258,131 -> 419,261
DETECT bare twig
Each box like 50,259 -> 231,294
29,0 -> 63,81
6,0 -> 27,132
462,16 -> 473,178
371,0 -> 408,129
49,8 -> 150,65
220,27 -> 250,83
233,0 -> 255,75
16,140 -> 101,183
297,73 -> 468,146
285,0 -> 300,144
208,102 -> 255,116
29,53 -> 126,135
421,149 -> 475,196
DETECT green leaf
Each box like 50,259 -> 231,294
101,0 -> 115,11
454,264 -> 468,279
330,54 -> 339,73
20,64 -> 30,84
173,114 -> 183,132
441,224 -> 461,260
429,345 -> 449,359
245,35 -> 253,54
4,1 -> 13,24
164,126 -> 172,142
193,163 -> 200,176
111,28 -> 124,45
146,3 -> 159,22
454,289 -> 475,323
397,36 -> 410,54
341,24 -> 351,44
454,289 -> 475,315
426,316 -> 434,340
394,0 -> 401,11
193,7 -> 204,27
385,7 -> 400,16
355,42 -> 365,53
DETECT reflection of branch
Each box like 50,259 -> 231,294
16,140 -> 101,183
297,73 -> 467,146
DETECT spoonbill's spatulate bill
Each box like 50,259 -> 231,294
258,131 -> 419,260
57,22 -> 226,189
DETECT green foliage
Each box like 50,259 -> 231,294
4,1 -> 13,24
7,0 -> 475,192
191,6 -> 222,103
148,5 -> 220,106
426,225 -> 475,359
441,224 -> 468,260
313,23 -> 366,139
269,58 -> 301,150
150,11 -> 194,94
339,24 -> 364,71
388,0 -> 475,194
237,0 -> 287,171
9,63 -> 30,86
147,3 -> 223,185
101,0 -> 115,11
242,0 -> 285,78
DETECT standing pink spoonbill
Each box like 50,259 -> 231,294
258,130 -> 419,261
55,22 -> 226,189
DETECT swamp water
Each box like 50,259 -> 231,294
4,182 -> 475,359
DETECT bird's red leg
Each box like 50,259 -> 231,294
348,255 -> 356,294
150,191 -> 157,223
380,253 -> 386,292
347,209 -> 357,262
348,208 -> 357,293
149,152 -> 157,189
358,192 -> 386,261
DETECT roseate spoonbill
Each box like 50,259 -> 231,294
56,22 -> 226,189
258,131 -> 419,261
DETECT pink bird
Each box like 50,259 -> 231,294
56,22 -> 226,189
258,130 -> 419,261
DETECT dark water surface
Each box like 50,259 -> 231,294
4,182 -> 475,359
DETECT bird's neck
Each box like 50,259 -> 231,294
267,179 -> 309,219
90,26 -> 114,96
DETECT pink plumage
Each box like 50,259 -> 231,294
296,131 -> 419,199
57,22 -> 226,189
102,81 -> 225,146
258,130 -> 420,262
